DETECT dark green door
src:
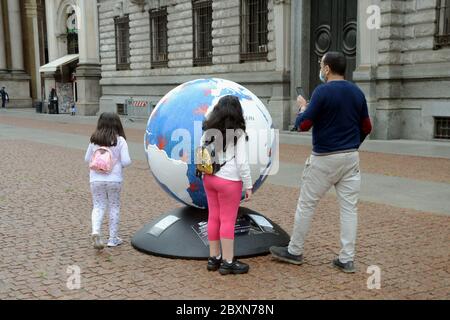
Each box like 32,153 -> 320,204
309,0 -> 357,96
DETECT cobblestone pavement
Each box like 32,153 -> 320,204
0,114 -> 449,300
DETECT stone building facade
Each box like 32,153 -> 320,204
97,0 -> 450,140
2,0 -> 449,140
354,0 -> 450,140
292,0 -> 450,140
98,0 -> 291,129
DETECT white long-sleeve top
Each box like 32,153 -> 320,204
201,130 -> 253,190
84,136 -> 132,183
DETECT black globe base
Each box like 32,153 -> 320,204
131,206 -> 290,260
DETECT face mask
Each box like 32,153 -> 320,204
319,70 -> 327,83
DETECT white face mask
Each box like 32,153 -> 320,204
319,70 -> 326,83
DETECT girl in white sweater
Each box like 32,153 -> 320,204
85,113 -> 131,250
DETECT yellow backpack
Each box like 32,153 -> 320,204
195,141 -> 220,176
195,137 -> 236,177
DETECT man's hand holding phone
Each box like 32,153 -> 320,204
296,87 -> 308,113
297,95 -> 308,112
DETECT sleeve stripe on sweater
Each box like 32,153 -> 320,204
298,119 -> 313,132
361,117 -> 372,135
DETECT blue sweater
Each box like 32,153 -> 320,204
295,81 -> 372,155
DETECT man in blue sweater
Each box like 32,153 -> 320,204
270,52 -> 372,273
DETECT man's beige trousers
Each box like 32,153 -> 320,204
288,152 -> 361,263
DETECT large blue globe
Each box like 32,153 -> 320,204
144,78 -> 278,209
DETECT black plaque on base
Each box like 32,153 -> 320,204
131,206 -> 290,260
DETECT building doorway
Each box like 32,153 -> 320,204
309,0 -> 357,96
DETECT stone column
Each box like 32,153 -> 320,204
76,0 -> 101,115
267,0 -> 292,130
7,0 -> 25,71
355,0 -> 380,69
78,0 -> 100,65
354,0 -> 380,82
273,0 -> 291,72
363,0 -> 404,140
0,0 -> 32,108
353,0 -> 381,139
290,0 -> 311,127
0,3 -> 7,71
45,0 -> 58,62
23,0 -> 42,101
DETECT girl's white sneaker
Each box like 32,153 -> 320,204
107,237 -> 124,247
91,234 -> 105,250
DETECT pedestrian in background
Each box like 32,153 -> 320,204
71,103 -> 76,116
49,88 -> 58,114
84,112 -> 132,250
0,86 -> 9,109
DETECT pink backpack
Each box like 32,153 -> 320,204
89,147 -> 114,174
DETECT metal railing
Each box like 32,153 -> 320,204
125,98 -> 154,121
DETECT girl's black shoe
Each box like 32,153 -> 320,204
219,260 -> 249,275
207,256 -> 222,271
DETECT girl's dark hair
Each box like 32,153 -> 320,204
202,95 -> 246,151
90,112 -> 126,147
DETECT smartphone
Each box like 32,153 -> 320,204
296,87 -> 305,98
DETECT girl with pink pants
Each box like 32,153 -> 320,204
201,95 -> 253,275
203,175 -> 243,241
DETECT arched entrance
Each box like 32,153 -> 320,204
41,0 -> 100,115
58,4 -> 79,113
66,8 -> 79,55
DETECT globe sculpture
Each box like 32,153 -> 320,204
144,78 -> 276,208
131,78 -> 290,259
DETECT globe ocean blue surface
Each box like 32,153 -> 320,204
144,78 -> 277,209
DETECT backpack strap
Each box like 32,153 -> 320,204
219,155 -> 235,168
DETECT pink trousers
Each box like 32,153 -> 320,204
203,175 -> 242,241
